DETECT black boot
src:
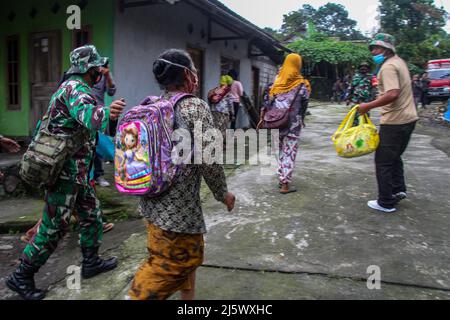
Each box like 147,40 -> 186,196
5,260 -> 46,300
81,247 -> 118,279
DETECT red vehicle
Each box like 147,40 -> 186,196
427,59 -> 450,101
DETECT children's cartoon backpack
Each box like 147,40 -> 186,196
114,93 -> 192,196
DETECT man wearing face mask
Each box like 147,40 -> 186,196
358,34 -> 419,214
6,45 -> 126,300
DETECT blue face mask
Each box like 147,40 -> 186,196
373,53 -> 386,65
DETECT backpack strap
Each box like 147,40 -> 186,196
169,93 -> 196,164
170,93 -> 196,108
37,110 -> 90,155
288,86 -> 302,112
140,95 -> 160,106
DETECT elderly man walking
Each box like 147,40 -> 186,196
358,34 -> 419,213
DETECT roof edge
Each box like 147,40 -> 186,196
193,0 -> 290,53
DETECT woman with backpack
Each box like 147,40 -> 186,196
128,49 -> 235,300
259,53 -> 311,195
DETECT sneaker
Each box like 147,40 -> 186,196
367,200 -> 397,213
96,177 -> 110,187
393,192 -> 407,202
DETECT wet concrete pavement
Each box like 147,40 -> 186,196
1,103 -> 449,300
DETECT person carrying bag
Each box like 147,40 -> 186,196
258,53 -> 311,194
331,105 -> 380,158
258,87 -> 301,130
20,116 -> 90,189
7,45 -> 125,301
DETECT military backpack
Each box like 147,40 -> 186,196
20,116 -> 89,188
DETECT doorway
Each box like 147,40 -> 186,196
29,31 -> 61,134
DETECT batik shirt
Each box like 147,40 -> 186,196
45,75 -> 110,186
262,84 -> 310,138
348,73 -> 374,104
140,93 -> 228,234
211,93 -> 234,115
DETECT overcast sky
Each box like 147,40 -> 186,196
219,0 -> 450,34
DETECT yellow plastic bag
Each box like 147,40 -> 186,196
331,105 -> 380,158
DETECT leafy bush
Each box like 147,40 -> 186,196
287,37 -> 372,67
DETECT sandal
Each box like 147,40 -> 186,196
103,222 -> 115,234
20,235 -> 31,244
280,186 -> 297,194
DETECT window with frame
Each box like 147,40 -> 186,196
73,26 -> 92,48
6,35 -> 21,110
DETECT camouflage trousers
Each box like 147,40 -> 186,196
22,180 -> 103,268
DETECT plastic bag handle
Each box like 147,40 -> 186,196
335,105 -> 358,135
358,113 -> 375,126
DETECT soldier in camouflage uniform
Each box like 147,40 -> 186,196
347,62 -> 375,125
6,45 -> 126,300
347,62 -> 375,105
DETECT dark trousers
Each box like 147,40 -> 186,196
108,119 -> 118,137
420,91 -> 428,108
93,154 -> 104,180
230,102 -> 240,130
375,121 -> 416,208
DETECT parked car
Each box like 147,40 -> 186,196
427,59 -> 450,102
427,68 -> 450,101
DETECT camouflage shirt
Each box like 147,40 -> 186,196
45,75 -> 110,186
348,73 -> 374,104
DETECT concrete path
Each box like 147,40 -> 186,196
1,103 -> 449,300
201,104 -> 450,299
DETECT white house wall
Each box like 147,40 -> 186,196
252,56 -> 279,100
113,1 -> 263,107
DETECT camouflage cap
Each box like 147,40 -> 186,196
369,33 -> 396,53
66,45 -> 109,75
358,61 -> 371,68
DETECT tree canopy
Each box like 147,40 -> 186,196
380,0 -> 446,43
280,4 -> 314,37
275,1 -> 450,75
287,34 -> 372,67
314,3 -> 366,40
280,3 -> 365,41
379,0 -> 450,70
